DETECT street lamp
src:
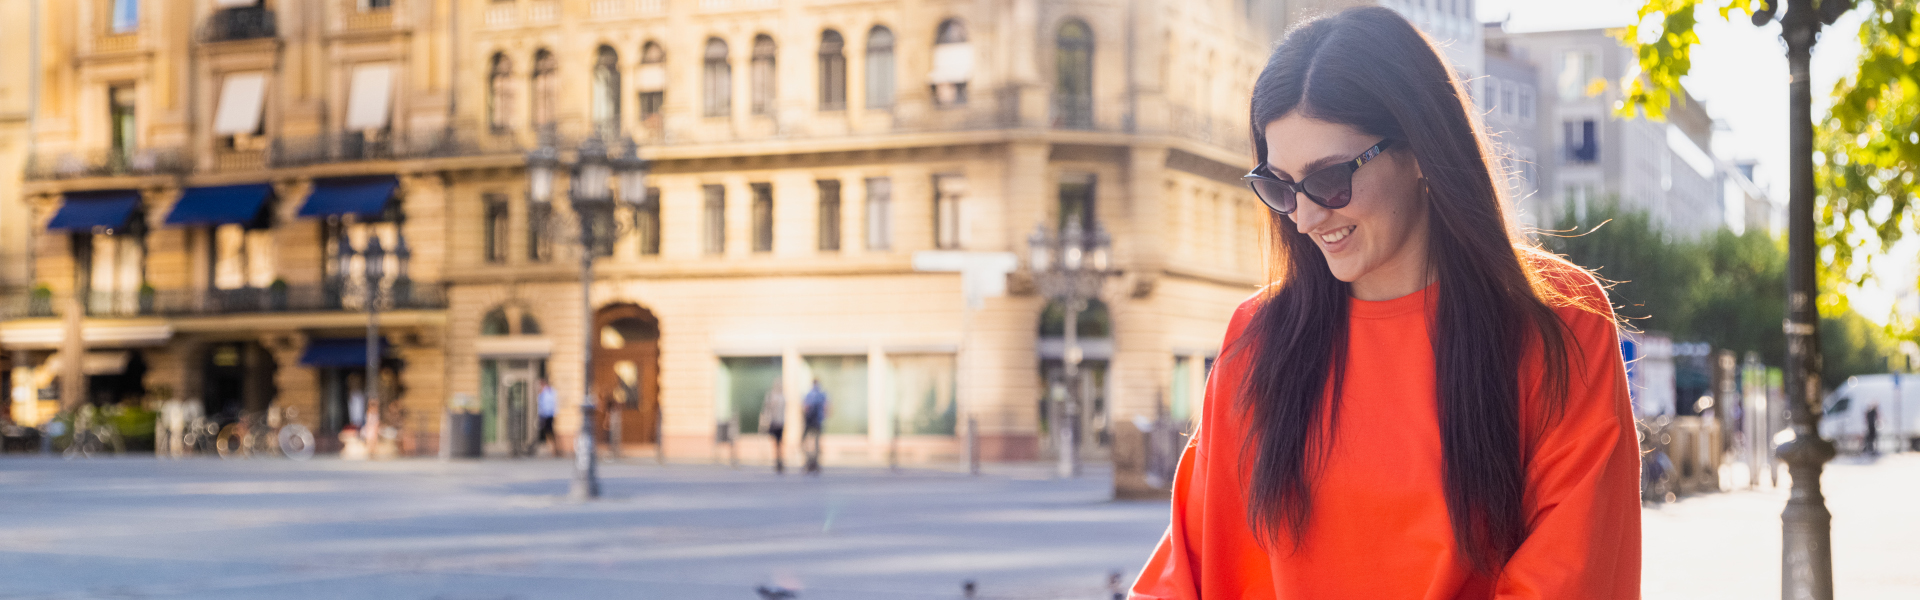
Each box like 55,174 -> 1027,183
526,134 -> 651,501
362,235 -> 385,453
1750,1 -> 1853,597
1026,220 -> 1115,478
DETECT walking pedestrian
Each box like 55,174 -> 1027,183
1131,8 -> 1639,598
801,379 -> 828,474
1865,402 -> 1881,456
762,385 -> 787,473
536,378 -> 560,457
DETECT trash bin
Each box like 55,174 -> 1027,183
448,412 -> 484,458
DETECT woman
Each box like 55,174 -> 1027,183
1131,8 -> 1639,599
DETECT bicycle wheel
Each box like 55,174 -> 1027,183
279,425 -> 315,461
214,424 -> 246,459
99,428 -> 125,455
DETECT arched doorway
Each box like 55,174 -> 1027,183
1037,299 -> 1112,454
594,303 -> 661,450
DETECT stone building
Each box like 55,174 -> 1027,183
0,1 -> 33,425
1491,25 -> 1726,237
2,0 -> 1295,492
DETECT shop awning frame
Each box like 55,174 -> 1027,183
165,183 -> 275,227
46,190 -> 142,232
297,175 -> 399,219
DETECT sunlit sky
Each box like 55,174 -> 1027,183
1477,0 -> 1917,327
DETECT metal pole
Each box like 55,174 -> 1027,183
365,253 -> 379,455
1777,2 -> 1835,597
571,210 -> 601,501
1059,298 -> 1081,479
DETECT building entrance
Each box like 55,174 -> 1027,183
481,358 -> 544,456
593,304 -> 661,451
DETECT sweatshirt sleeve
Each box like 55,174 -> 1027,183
1131,296 -> 1261,600
1494,297 -> 1642,599
1129,432 -> 1206,600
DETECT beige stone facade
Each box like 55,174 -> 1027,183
2,0 -> 1283,491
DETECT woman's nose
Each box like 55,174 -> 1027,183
1291,193 -> 1329,232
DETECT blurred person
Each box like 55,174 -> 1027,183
537,378 -> 560,457
762,384 -> 787,473
347,373 -> 367,429
1131,7 -> 1638,599
1864,402 -> 1880,456
801,379 -> 827,474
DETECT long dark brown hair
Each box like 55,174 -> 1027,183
1235,7 -> 1577,574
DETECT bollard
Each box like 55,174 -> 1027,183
966,414 -> 980,475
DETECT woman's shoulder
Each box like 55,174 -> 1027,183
1520,247 -> 1617,330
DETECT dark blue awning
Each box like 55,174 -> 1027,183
299,337 -> 392,368
165,183 -> 274,227
47,190 -> 141,232
298,176 -> 398,219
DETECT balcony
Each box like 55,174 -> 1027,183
25,148 -> 191,181
0,289 -> 60,320
204,6 -> 277,42
155,282 -> 448,317
269,127 -> 519,168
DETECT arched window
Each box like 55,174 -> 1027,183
1054,20 -> 1094,129
519,313 -> 542,335
703,38 -> 731,118
930,19 -> 972,106
864,26 -> 895,109
637,42 -> 666,126
750,35 -> 777,116
531,49 -> 558,133
818,30 -> 847,111
487,53 -> 514,133
481,308 -> 510,336
592,46 -> 622,135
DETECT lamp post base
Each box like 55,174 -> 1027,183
571,407 -> 600,501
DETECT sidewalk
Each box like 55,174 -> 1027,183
1642,452 -> 1920,599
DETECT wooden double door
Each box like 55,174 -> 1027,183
592,304 -> 661,449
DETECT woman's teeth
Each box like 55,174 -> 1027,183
1319,226 -> 1354,244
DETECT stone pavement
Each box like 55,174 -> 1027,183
3,452 -> 1917,599
1641,451 -> 1920,600
0,458 -> 1162,600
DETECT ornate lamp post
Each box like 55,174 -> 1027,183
336,226 -> 388,455
527,135 -> 650,501
1750,1 -> 1852,597
1026,220 -> 1115,478
361,235 -> 386,449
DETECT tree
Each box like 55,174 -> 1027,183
1619,0 -> 1920,323
1544,201 -> 1889,386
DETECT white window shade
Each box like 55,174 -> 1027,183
636,65 -> 667,92
345,64 -> 395,131
929,43 -> 974,84
213,72 -> 268,136
214,0 -> 260,7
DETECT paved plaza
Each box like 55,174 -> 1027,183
1,452 -> 1917,599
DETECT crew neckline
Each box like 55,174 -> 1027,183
1349,281 -> 1436,319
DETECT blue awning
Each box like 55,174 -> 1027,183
298,175 -> 398,219
299,337 -> 392,368
165,183 -> 274,227
47,190 -> 141,232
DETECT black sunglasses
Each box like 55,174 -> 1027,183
1243,139 -> 1395,214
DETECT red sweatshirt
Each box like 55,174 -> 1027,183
1133,266 -> 1640,599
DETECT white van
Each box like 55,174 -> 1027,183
1819,374 -> 1920,453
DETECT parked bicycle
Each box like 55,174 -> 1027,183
61,406 -> 125,459
215,406 -> 314,460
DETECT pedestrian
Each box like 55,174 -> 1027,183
536,378 -> 560,457
346,373 -> 367,430
1130,8 -> 1639,598
801,379 -> 827,474
761,384 -> 787,473
1865,402 -> 1881,456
